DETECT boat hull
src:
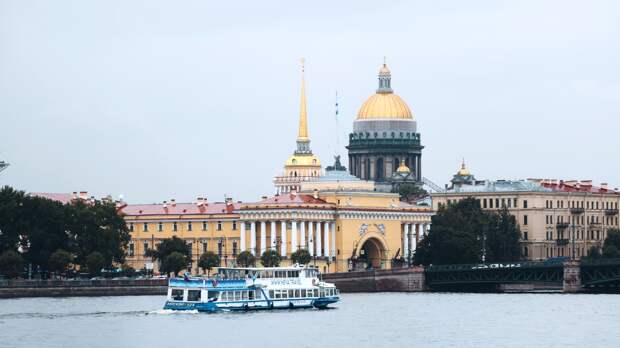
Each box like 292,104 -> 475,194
163,297 -> 339,313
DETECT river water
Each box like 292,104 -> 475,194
0,293 -> 618,348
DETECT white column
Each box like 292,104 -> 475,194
316,221 -> 322,257
240,220 -> 246,252
280,220 -> 287,257
260,221 -> 266,255
323,221 -> 330,258
411,224 -> 417,253
300,221 -> 306,249
270,221 -> 277,250
250,221 -> 256,255
291,220 -> 298,251
403,223 -> 409,259
330,222 -> 336,258
308,221 -> 314,256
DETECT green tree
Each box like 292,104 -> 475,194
485,207 -> 522,262
147,236 -> 191,262
393,183 -> 428,202
602,229 -> 620,258
236,251 -> 255,267
0,186 -> 27,254
67,200 -> 130,269
291,249 -> 312,265
198,251 -> 220,275
260,250 -> 281,267
585,246 -> 602,259
48,249 -> 73,276
0,250 -> 23,278
161,252 -> 189,276
414,198 -> 522,265
86,251 -> 105,276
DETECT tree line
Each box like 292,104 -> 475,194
149,236 -> 313,276
0,186 -> 130,278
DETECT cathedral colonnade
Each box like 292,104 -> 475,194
401,222 -> 431,261
239,216 -> 337,259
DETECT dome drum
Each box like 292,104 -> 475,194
353,119 -> 417,133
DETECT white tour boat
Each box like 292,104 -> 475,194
163,265 -> 340,312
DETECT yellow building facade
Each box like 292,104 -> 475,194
121,60 -> 433,275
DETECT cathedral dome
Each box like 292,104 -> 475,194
357,93 -> 412,120
356,62 -> 413,120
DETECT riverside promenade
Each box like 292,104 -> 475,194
0,279 -> 167,298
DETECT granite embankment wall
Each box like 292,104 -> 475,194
0,279 -> 168,298
323,267 -> 425,292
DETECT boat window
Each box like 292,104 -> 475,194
207,291 -> 218,300
171,289 -> 184,301
234,291 -> 241,301
269,290 -> 275,299
242,291 -> 248,300
187,290 -> 201,302
295,289 -> 300,298
313,289 -> 318,297
301,289 -> 306,297
249,291 -> 255,300
281,290 -> 287,299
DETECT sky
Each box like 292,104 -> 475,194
1,0 -> 619,204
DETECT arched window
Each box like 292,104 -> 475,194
376,158 -> 384,180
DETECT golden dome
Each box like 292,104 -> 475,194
396,159 -> 411,174
285,153 -> 321,167
357,93 -> 413,120
457,160 -> 470,176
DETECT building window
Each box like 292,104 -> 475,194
188,243 -> 193,256
143,223 -> 148,232
129,244 -> 135,256
513,198 -> 517,207
128,223 -> 134,232
523,200 -> 528,209
523,231 -> 528,240
501,198 -> 505,207
508,199 -> 512,208
173,222 -> 178,232
483,199 -> 487,208
232,241 -> 238,256
217,221 -> 223,231
232,221 -> 237,230
202,242 -> 208,253
489,199 -> 493,209
202,221 -> 208,231
143,242 -> 149,256
495,199 -> 499,208
218,240 -> 223,257
523,215 -> 528,226
158,222 -> 163,232
188,222 -> 193,232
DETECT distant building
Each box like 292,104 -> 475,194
347,62 -> 423,184
431,163 -> 620,261
0,161 -> 9,174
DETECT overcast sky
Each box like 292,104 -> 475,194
1,0 -> 619,204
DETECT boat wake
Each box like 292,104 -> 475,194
147,309 -> 200,315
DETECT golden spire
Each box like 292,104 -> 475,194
297,57 -> 309,141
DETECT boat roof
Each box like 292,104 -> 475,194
218,265 -> 317,271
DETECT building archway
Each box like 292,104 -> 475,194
354,235 -> 388,270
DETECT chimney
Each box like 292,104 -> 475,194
581,180 -> 592,187
170,199 -> 176,207
261,195 -> 268,200
79,191 -> 88,200
290,187 -> 297,196
71,191 -> 78,200
313,189 -> 319,199
163,200 -> 168,209
196,197 -> 204,206
226,197 -> 233,206
601,183 -> 608,190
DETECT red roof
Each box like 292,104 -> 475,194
254,193 -> 328,205
542,182 -> 620,195
30,192 -> 75,204
120,202 -> 241,216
